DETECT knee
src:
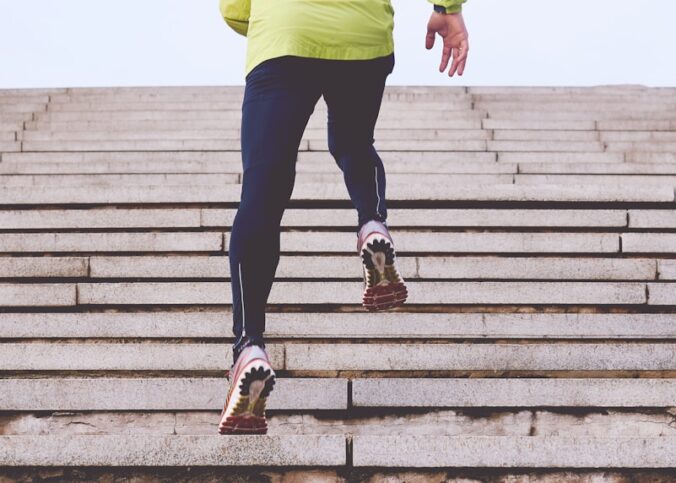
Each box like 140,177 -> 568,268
328,125 -> 374,160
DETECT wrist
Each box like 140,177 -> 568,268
433,4 -> 463,14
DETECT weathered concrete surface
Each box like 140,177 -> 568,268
2,312 -> 674,339
352,435 -> 676,467
0,343 -> 282,371
0,283 -> 75,307
0,435 -> 346,466
0,232 -> 222,252
352,378 -> 676,407
1,183 -> 672,204
285,343 -> 676,371
71,281 -> 648,305
0,207 -> 632,229
0,378 -> 347,411
0,257 -> 88,277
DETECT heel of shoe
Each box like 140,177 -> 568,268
360,233 -> 408,311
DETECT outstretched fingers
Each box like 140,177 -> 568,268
440,44 -> 452,73
449,39 -> 469,76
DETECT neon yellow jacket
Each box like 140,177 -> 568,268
219,0 -> 467,76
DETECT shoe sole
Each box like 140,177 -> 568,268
218,361 -> 276,435
360,235 -> 408,311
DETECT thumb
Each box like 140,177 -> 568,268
425,28 -> 435,50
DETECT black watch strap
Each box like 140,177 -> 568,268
433,4 -> 447,13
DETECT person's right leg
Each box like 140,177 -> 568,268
323,53 -> 395,231
229,56 -> 323,366
321,53 -> 406,311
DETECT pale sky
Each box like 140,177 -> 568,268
1,0 -> 674,88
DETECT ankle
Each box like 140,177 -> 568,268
232,334 -> 266,366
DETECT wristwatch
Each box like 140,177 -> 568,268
433,4 -> 447,14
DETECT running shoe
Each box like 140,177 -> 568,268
357,220 -> 408,311
218,344 -> 276,435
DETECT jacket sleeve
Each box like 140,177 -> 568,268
426,0 -> 467,14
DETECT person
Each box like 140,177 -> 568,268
218,0 -> 470,435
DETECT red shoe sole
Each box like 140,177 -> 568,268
363,281 -> 408,311
219,415 -> 268,435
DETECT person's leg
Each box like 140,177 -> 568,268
323,53 -> 395,232
229,56 -> 322,365
322,53 -> 406,311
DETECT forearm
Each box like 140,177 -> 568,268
426,0 -> 467,14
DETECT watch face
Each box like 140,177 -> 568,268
433,5 -> 446,13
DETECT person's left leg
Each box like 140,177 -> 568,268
229,56 -> 323,366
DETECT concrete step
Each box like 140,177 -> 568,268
0,103 -> 46,113
1,183 -> 671,204
352,435 -> 675,468
598,120 -> 676,131
487,140 -> 604,152
0,158 -> 514,175
1,150 -> 497,164
515,174 -> 676,188
0,434 -> 673,468
498,152 -> 624,163
0,112 -> 34,124
35,109 -> 484,122
0,95 -> 50,104
26,117 -> 485,131
0,173 -> 240,187
483,110 -> 676,121
0,232 -> 224,253
493,130 -> 599,141
0,255 -> 658,281
0,343 -> 283,370
0,378 -> 347,411
46,100 -> 474,112
0,231 -> 624,254
519,162 -> 676,174
606,141 -> 676,152
622,233 -> 676,253
68,281 -> 649,305
0,121 -> 23,131
0,141 -> 20,152
600,130 -> 676,142
3,208 -> 627,230
476,101 -> 676,112
0,283 -> 75,307
0,435 -> 346,467
21,139 -> 252,152
0,172 -> 512,187
625,152 -> 676,163
1,342 -> 673,371
352,378 -> 676,407
7,280 -> 663,308
20,128 -> 491,142
285,343 -> 675,371
2,312 -> 674,339
483,119 -> 596,130
205,208 -> 629,228
1,377 -> 673,411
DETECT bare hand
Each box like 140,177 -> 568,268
425,11 -> 469,76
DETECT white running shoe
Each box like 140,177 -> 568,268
218,345 -> 276,435
357,220 -> 408,311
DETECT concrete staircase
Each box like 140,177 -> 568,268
0,85 -> 675,481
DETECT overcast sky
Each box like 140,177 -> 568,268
1,0 -> 674,88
